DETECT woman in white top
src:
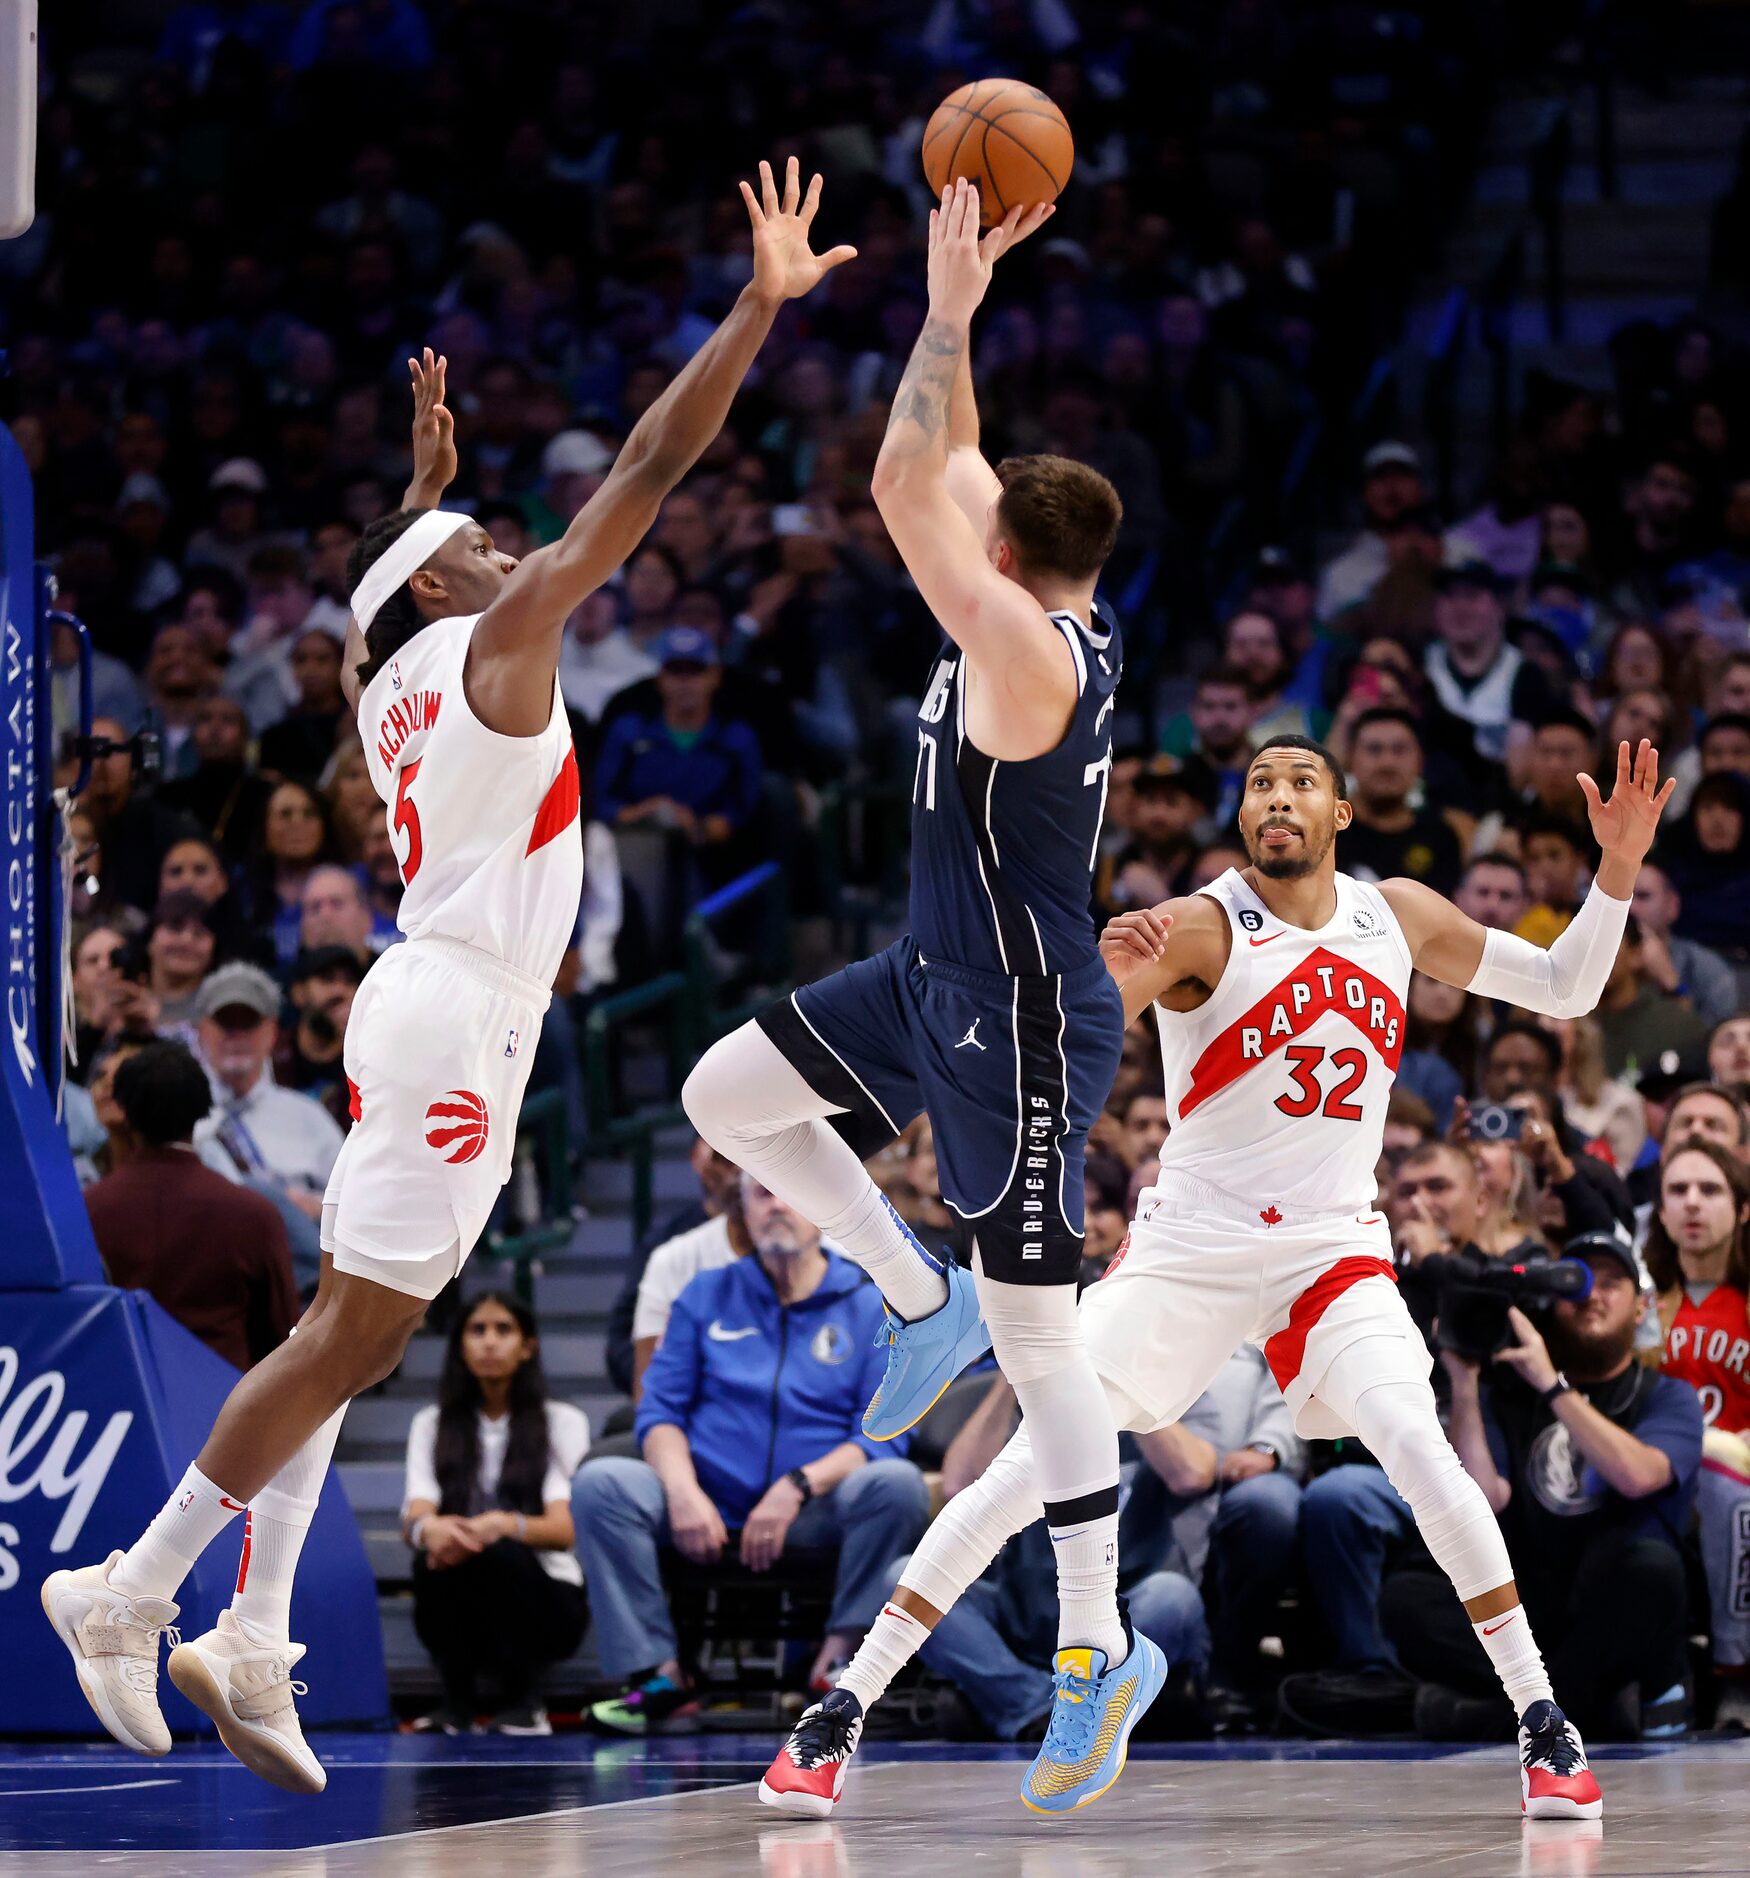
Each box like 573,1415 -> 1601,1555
402,1291 -> 590,1735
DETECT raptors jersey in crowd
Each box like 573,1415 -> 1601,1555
1663,1284 -> 1750,1435
359,613 -> 584,984
1155,869 -> 1411,1213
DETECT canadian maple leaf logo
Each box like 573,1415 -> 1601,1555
1259,1205 -> 1283,1226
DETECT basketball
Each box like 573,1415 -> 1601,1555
921,79 -> 1073,226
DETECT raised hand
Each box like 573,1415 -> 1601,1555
406,347 -> 456,505
1579,738 -> 1676,869
980,198 -> 1055,267
741,156 -> 858,308
1098,906 -> 1173,988
927,177 -> 999,325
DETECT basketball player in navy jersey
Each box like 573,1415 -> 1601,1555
686,179 -> 1165,1809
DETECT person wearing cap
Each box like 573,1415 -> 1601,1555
592,625 -> 764,882
115,471 -> 182,625
1397,1228 -> 1703,1740
1423,557 -> 1558,773
1314,441 -> 1429,622
186,458 -> 280,585
1644,1139 -> 1750,1731
192,961 -> 345,1292
85,1039 -> 299,1373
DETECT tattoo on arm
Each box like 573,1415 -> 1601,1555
884,319 -> 967,457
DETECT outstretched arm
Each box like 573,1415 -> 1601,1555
1383,739 -> 1675,1009
344,350 -> 460,711
940,203 -> 1049,530
465,158 -> 855,733
872,182 -> 1069,730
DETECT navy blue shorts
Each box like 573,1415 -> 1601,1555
757,938 -> 1126,1285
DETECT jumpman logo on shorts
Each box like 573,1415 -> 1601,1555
955,1020 -> 987,1051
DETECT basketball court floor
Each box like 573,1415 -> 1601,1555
3,1733 -> 1745,1876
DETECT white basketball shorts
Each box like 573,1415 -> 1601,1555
1078,1169 -> 1432,1439
322,935 -> 550,1300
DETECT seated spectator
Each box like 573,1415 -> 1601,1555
193,962 -> 344,1290
558,588 -> 660,726
1593,917 -> 1710,1083
1515,817 -> 1591,946
1645,1142 -> 1750,1731
158,833 -> 261,965
70,922 -> 137,1077
85,1039 -> 297,1371
1161,668 -> 1253,829
142,622 -> 220,781
1422,561 -> 1553,772
575,1179 -> 927,1732
258,630 -> 349,783
1659,1082 -> 1750,1166
1102,759 -> 1214,912
1630,862 -> 1740,1027
279,945 -> 365,1122
1477,1020 -> 1563,1109
1453,852 -> 1530,933
76,715 -> 203,912
160,694 -> 274,865
401,1292 -> 589,1737
1709,1016 -> 1750,1092
1082,1153 -> 1130,1276
1550,1015 -> 1647,1172
359,822 -> 406,942
1396,975 -> 1481,1132
249,779 -> 338,968
594,628 -> 765,884
1221,610 -> 1318,748
324,747 -> 381,863
1392,1233 -> 1703,1739
627,1181 -> 749,1402
604,1136 -> 746,1400
299,862 -> 382,962
1661,771 -> 1750,957
140,890 -> 220,1032
1316,442 -> 1429,621
1340,709 -> 1463,893
67,1033 -> 152,1187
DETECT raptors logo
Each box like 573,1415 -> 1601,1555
424,1089 -> 490,1164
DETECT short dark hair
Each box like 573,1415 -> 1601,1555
1195,663 -> 1253,696
1348,706 -> 1423,745
1700,710 -> 1750,747
347,508 -> 434,690
1461,849 -> 1527,885
992,454 -> 1123,582
1664,1080 -> 1750,1146
1482,1019 -> 1562,1078
1520,813 -> 1588,854
114,1039 -> 213,1146
1247,734 -> 1348,799
1533,704 -> 1598,744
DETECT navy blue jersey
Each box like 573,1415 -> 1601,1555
909,602 -> 1122,978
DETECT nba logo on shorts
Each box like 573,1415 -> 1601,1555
503,1028 -> 520,1059
424,1089 -> 490,1164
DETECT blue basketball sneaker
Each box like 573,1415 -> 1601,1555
1020,1625 -> 1168,1814
861,1258 -> 990,1441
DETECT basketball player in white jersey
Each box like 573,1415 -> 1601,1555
42,157 -> 854,1792
762,732 -> 1671,1820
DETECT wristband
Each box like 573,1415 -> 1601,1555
1539,1372 -> 1572,1406
516,1513 -> 528,1542
786,1467 -> 814,1504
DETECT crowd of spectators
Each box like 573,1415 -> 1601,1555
9,0 -> 1750,1740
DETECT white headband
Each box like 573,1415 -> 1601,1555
350,509 -> 473,632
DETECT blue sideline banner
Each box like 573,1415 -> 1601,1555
0,1288 -> 386,1733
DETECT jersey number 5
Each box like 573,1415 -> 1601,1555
393,757 -> 424,885
1275,1044 -> 1366,1121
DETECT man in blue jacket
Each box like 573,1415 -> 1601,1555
576,1177 -> 929,1732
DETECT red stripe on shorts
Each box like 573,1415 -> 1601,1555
235,1510 -> 253,1593
1263,1255 -> 1398,1392
347,1077 -> 362,1122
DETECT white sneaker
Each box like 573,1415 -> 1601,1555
40,1551 -> 180,1756
167,1609 -> 326,1794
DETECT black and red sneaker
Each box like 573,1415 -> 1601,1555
759,1689 -> 864,1817
1519,1700 -> 1603,1819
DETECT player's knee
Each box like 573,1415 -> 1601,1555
1354,1384 -> 1457,1502
681,1032 -> 746,1143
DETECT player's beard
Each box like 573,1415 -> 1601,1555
1249,823 -> 1333,879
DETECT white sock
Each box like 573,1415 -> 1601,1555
111,1465 -> 245,1602
1048,1506 -> 1124,1663
1472,1606 -> 1555,1718
837,1601 -> 932,1712
817,1183 -> 948,1323
231,1403 -> 347,1643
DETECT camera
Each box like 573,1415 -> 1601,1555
1468,1102 -> 1524,1142
1419,1247 -> 1592,1363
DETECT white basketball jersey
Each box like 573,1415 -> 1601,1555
1153,869 -> 1412,1213
358,615 -> 583,986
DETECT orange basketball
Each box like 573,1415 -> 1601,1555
920,78 -> 1073,226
